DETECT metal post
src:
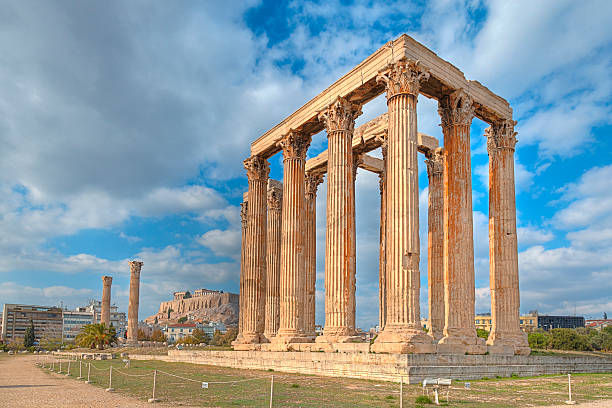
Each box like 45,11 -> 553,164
269,375 -> 274,408
148,369 -> 158,403
400,376 -> 403,408
86,363 -> 91,384
51,361 -> 54,371
58,361 -> 62,374
66,360 -> 71,376
78,360 -> 83,379
565,373 -> 576,405
106,365 -> 114,392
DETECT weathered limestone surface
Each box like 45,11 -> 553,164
237,156 -> 269,345
486,121 -> 530,355
304,172 -> 324,337
264,180 -> 282,339
127,261 -> 143,343
317,96 -> 361,343
377,136 -> 387,331
101,276 -> 112,327
131,350 -> 612,385
425,148 -> 445,341
237,198 -> 248,339
438,90 -> 485,354
372,58 -> 433,354
273,131 -> 312,346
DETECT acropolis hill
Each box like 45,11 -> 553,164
145,288 -> 239,326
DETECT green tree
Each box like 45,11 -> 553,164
549,328 -> 592,351
75,323 -> 117,349
476,329 -> 489,340
192,328 -> 210,344
23,319 -> 35,348
528,331 -> 551,349
177,316 -> 188,324
151,329 -> 166,343
137,328 -> 151,341
39,337 -> 63,351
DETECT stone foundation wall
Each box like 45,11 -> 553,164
129,350 -> 612,384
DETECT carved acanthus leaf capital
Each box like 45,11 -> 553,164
243,155 -> 270,181
129,261 -> 143,275
425,148 -> 444,177
267,187 -> 282,210
305,172 -> 324,197
240,201 -> 248,228
485,119 -> 518,154
277,130 -> 311,161
102,276 -> 113,285
377,58 -> 430,99
318,96 -> 362,134
438,89 -> 475,128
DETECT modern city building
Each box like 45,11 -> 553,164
62,309 -> 94,342
537,315 -> 585,330
165,323 -> 197,343
199,321 -> 227,338
585,319 -> 612,330
1,304 -> 63,343
474,313 -> 538,333
80,300 -> 127,337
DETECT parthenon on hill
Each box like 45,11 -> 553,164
233,33 -> 530,356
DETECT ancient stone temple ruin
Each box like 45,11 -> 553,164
234,34 -> 530,356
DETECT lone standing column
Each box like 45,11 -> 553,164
425,148 -> 445,341
274,130 -> 312,345
304,172 -> 324,337
317,96 -> 361,344
264,180 -> 282,339
438,89 -> 485,354
372,58 -> 433,354
486,120 -> 530,355
101,276 -> 112,327
127,261 -> 143,344
237,156 -> 269,346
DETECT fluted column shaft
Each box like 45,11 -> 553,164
377,136 -> 388,331
438,90 -> 483,350
426,149 -> 445,341
304,172 -> 324,337
486,121 -> 530,354
318,96 -> 361,342
127,261 -> 142,343
275,131 -> 312,342
237,200 -> 248,342
240,156 -> 269,344
101,276 -> 112,326
264,182 -> 282,338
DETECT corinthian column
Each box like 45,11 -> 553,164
235,198 -> 248,344
264,180 -> 282,339
317,96 -> 361,344
237,156 -> 269,345
486,120 -> 530,355
127,261 -> 143,344
425,148 -> 445,341
304,172 -> 324,337
377,134 -> 388,331
372,58 -> 433,354
273,130 -> 313,344
438,89 -> 485,354
101,276 -> 112,327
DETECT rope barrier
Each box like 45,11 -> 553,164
113,369 -> 152,378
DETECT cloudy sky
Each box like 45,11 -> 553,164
0,0 -> 610,329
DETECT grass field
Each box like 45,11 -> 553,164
39,356 -> 612,407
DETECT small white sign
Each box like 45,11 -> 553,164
464,382 -> 471,389
202,382 -> 209,389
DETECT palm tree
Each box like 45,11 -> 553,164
75,323 -> 117,349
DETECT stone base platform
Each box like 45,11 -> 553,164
130,350 -> 612,384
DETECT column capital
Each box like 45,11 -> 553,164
102,276 -> 113,285
129,261 -> 143,275
267,186 -> 283,210
438,89 -> 475,129
244,155 -> 270,181
305,172 -> 324,196
377,57 -> 430,100
277,130 -> 311,161
318,96 -> 362,134
425,148 -> 444,178
485,119 -> 518,154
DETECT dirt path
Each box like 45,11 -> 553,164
0,355 -> 173,408
545,402 -> 612,407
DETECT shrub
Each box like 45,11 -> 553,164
151,329 -> 167,343
415,395 -> 432,404
528,331 -> 551,349
549,328 -> 592,351
177,316 -> 188,324
476,329 -> 489,340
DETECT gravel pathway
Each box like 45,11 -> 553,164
0,355 -> 173,407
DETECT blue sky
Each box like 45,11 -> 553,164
0,0 -> 610,330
